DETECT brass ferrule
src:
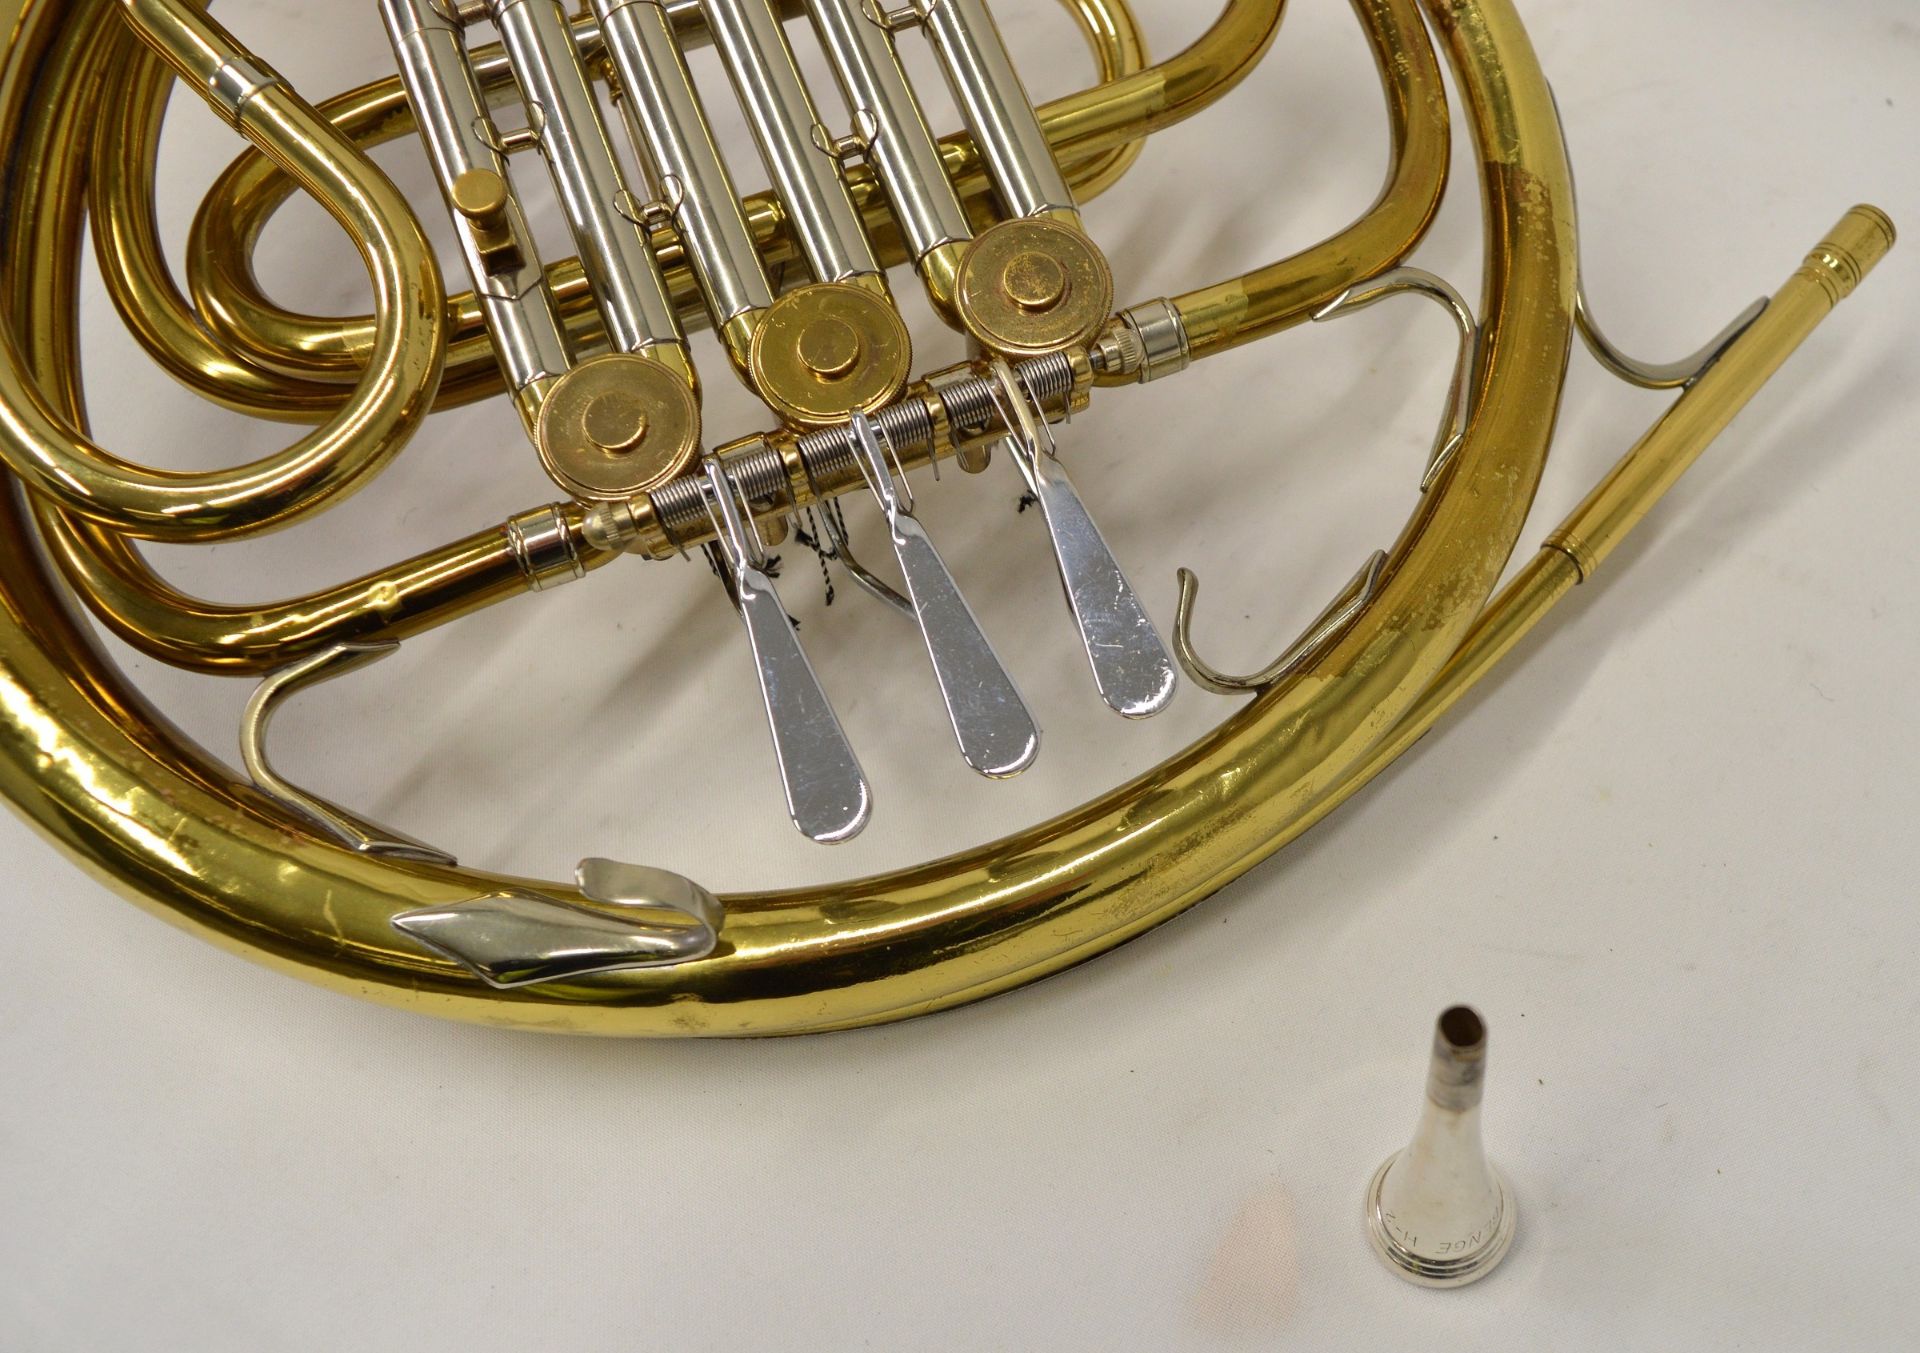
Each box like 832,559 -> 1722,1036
1796,204 -> 1896,305
511,375 -> 555,440
717,311 -> 764,380
641,339 -> 699,395
916,241 -> 969,322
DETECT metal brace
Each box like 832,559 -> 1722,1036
246,642 -> 724,986
242,642 -> 456,864
814,109 -> 882,167
862,0 -> 933,32
1173,550 -> 1389,696
472,101 -> 545,156
1314,267 -> 1482,492
1549,83 -> 1768,390
615,173 -> 686,234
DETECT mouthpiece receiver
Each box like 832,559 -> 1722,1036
1366,1005 -> 1517,1288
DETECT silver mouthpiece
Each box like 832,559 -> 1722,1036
1364,1005 -> 1517,1287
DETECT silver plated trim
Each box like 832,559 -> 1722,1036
392,858 -> 724,987
1551,84 -> 1768,390
1313,267 -> 1481,491
1173,551 -> 1388,696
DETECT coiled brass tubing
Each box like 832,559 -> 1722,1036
54,0 -> 1338,675
0,0 -> 1567,1036
0,0 -> 446,542
0,0 -> 1892,1039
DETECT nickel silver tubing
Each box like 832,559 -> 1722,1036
378,0 -> 570,393
701,0 -> 884,286
592,0 -> 775,329
919,0 -> 1077,220
420,3 -> 812,96
804,0 -> 972,269
488,0 -> 686,357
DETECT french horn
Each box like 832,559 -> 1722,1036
0,0 -> 1893,1034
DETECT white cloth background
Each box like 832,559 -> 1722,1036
2,1 -> 1916,1348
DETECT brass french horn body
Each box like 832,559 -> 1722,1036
0,0 -> 1893,1033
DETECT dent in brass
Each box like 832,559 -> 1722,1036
748,281 -> 911,428
536,353 -> 701,500
954,217 -> 1114,357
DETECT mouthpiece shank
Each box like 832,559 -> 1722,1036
1426,1003 -> 1487,1111
1547,204 -> 1896,580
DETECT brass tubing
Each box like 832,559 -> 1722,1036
0,0 -> 1579,1034
10,0 -> 113,400
1036,0 -> 1286,164
1544,208 -> 1897,579
89,31 -> 509,421
88,18 -> 347,423
41,0 -> 1159,670
0,0 -> 446,541
37,506 -> 618,675
44,0 -> 1196,669
173,0 -> 1256,395
43,9 -> 601,667
55,0 -> 1356,676
1166,0 -> 1449,362
1054,0 -> 1151,203
1293,205 -> 1895,841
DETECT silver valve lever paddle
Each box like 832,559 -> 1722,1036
846,412 -> 1040,778
701,458 -> 871,843
987,356 -> 1178,719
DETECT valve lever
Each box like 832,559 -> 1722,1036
988,358 -> 1177,719
702,460 -> 871,843
847,413 -> 1039,778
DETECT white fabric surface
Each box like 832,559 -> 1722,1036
3,1 -> 1916,1348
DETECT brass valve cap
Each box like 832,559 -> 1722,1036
748,282 -> 912,429
955,218 -> 1115,358
536,353 -> 701,502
